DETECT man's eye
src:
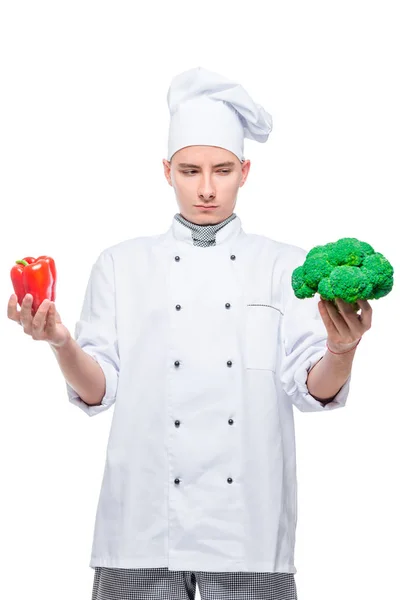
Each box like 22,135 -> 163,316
182,170 -> 231,175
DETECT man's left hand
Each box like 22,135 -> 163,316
318,297 -> 372,353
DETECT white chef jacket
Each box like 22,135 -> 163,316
66,213 -> 351,573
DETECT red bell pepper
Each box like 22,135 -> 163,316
10,256 -> 57,314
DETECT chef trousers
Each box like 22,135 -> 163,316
91,567 -> 298,599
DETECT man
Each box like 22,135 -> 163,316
60,67 -> 370,599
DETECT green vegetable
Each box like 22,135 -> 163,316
291,237 -> 394,311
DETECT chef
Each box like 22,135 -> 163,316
66,67 -> 370,600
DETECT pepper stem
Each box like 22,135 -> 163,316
16,259 -> 29,267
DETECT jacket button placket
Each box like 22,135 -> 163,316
172,253 -> 182,494
225,290 -> 234,485
171,251 -> 238,497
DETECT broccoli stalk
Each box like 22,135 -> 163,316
291,237 -> 394,311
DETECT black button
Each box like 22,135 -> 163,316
225,302 -> 231,309
174,360 -> 180,367
230,254 -> 236,260
227,477 -> 233,484
175,256 -> 180,262
175,420 -> 180,427
228,418 -> 234,425
174,478 -> 180,484
227,360 -> 232,367
176,304 -> 181,310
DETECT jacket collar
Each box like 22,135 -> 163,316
171,212 -> 242,246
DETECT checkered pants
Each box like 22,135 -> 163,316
91,567 -> 298,599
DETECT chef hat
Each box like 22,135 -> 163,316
166,66 -> 273,163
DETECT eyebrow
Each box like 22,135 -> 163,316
177,161 -> 236,169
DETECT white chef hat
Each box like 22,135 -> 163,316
166,66 -> 273,163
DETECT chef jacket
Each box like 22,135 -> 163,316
66,212 -> 351,574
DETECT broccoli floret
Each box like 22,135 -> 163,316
291,237 -> 394,311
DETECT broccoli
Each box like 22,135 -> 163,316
291,237 -> 394,311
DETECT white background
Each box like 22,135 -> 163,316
1,1 -> 399,598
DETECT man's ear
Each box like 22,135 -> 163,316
240,159 -> 251,186
162,159 -> 172,186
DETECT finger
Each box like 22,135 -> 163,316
45,301 -> 55,332
335,298 -> 364,336
20,294 -> 34,328
318,300 -> 340,337
7,294 -> 20,322
31,298 -> 51,335
322,299 -> 350,337
356,299 -> 372,330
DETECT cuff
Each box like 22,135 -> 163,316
66,351 -> 118,417
293,348 -> 351,412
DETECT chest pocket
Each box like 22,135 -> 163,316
244,304 -> 281,371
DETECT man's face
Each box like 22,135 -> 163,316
162,145 -> 250,224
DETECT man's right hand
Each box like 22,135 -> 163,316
7,293 -> 72,348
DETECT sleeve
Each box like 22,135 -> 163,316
279,247 -> 352,412
65,250 -> 120,416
